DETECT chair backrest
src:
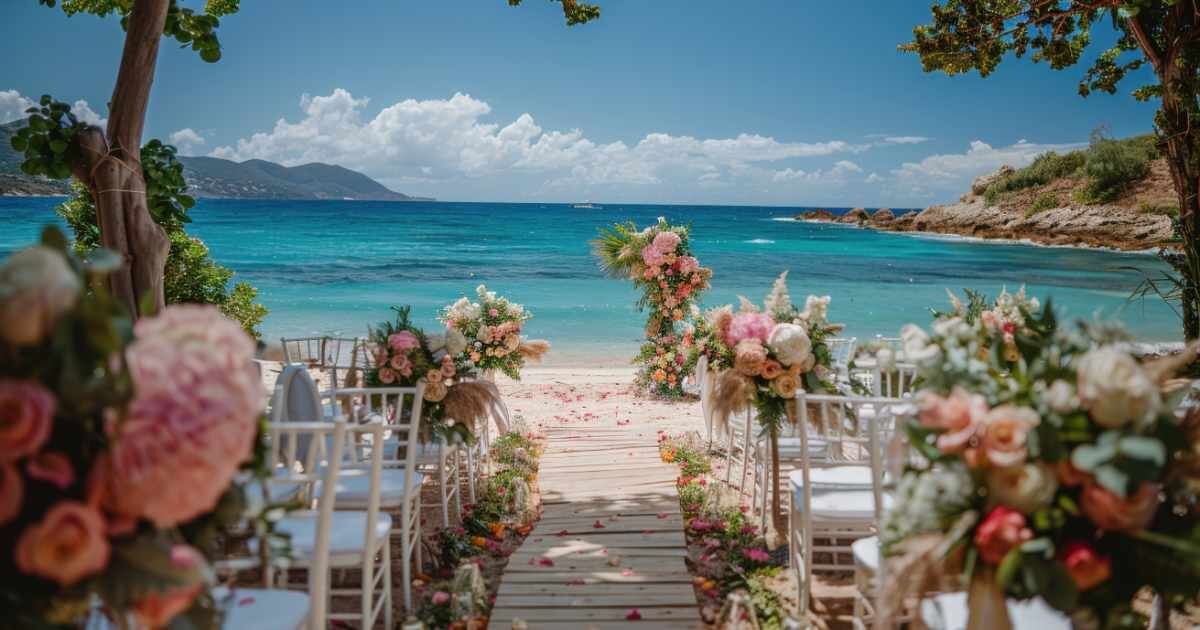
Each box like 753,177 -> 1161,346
271,365 -> 325,464
873,362 -> 918,398
876,335 -> 904,358
827,337 -> 858,370
265,420 -> 347,628
696,354 -> 714,441
326,386 -> 425,473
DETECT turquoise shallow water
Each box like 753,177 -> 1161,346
0,198 -> 1180,364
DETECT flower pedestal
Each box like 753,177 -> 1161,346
967,570 -> 1013,630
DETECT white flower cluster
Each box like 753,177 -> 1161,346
881,462 -> 973,547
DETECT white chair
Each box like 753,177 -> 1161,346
269,419 -> 393,629
788,393 -> 897,616
696,354 -> 716,446
217,420 -> 348,630
873,362 -> 918,398
281,336 -> 369,390
323,386 -> 426,614
827,337 -> 858,383
919,592 -> 1071,629
723,407 -> 761,501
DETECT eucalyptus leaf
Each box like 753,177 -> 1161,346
1118,435 -> 1166,465
1094,464 -> 1130,496
1071,441 -> 1117,471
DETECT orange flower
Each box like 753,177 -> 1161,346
1059,541 -> 1111,591
471,536 -> 488,548
661,450 -> 676,463
653,369 -> 667,383
489,523 -> 507,539
15,501 -> 109,586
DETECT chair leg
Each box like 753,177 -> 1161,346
452,450 -> 463,520
401,506 -> 413,614
724,429 -> 734,485
466,447 -> 478,504
438,456 -> 450,528
382,541 -> 394,630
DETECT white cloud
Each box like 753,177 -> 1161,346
770,160 -> 863,183
882,135 -> 930,145
0,89 -> 106,128
889,139 -> 1083,198
0,90 -> 34,124
169,127 -> 206,153
210,89 -> 862,192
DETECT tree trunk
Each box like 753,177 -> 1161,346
1156,63 -> 1200,340
72,0 -> 171,316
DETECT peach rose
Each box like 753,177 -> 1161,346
987,463 -> 1057,514
131,545 -> 207,628
423,374 -> 448,403
1080,482 -> 1159,533
15,501 -> 109,586
0,246 -> 80,347
733,340 -> 767,377
770,372 -> 801,399
26,451 -> 74,489
1059,541 -> 1111,591
974,506 -> 1032,565
761,360 -> 783,380
0,380 -> 56,463
918,387 -> 987,454
0,461 -> 22,524
979,405 -> 1039,467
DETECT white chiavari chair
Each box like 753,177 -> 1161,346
873,362 -> 919,398
267,419 -> 392,629
696,354 -> 716,447
788,393 -> 898,616
827,337 -> 858,383
322,386 -> 426,614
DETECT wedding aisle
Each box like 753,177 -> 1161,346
490,370 -> 703,629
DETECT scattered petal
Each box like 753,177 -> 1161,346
625,608 -> 642,621
592,520 -> 606,529
537,557 -> 555,567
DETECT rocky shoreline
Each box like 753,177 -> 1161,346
796,169 -> 1175,252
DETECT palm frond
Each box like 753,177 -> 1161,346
590,221 -> 642,279
1117,265 -> 1184,321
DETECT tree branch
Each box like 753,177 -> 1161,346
1127,13 -> 1164,74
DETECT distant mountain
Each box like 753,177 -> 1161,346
0,120 -> 430,201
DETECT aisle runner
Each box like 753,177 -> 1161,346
490,423 -> 702,629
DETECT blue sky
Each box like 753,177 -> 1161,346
0,1 -> 1157,206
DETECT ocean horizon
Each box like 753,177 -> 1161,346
0,197 -> 1179,365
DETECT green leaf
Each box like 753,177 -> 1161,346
1094,464 -> 1129,496
49,139 -> 68,153
1071,441 -> 1117,471
199,46 -> 221,63
1118,435 -> 1166,465
996,546 -> 1023,588
10,134 -> 27,151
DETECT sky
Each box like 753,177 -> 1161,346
0,1 -> 1159,207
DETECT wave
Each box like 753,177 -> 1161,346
744,238 -> 775,244
898,231 -> 1159,255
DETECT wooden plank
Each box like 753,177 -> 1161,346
489,606 -> 699,623
490,593 -> 697,607
499,582 -> 696,596
497,570 -> 694,584
490,621 -> 702,630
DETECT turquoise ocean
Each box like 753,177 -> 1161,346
0,198 -> 1180,365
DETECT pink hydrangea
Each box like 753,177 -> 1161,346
388,331 -> 420,352
641,244 -> 666,267
678,255 -> 700,273
724,311 -> 776,346
102,305 -> 262,528
651,230 -> 681,254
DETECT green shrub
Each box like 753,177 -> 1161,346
1138,200 -> 1180,217
984,150 -> 1085,204
1082,133 -> 1156,202
1026,192 -> 1060,217
55,144 -> 268,338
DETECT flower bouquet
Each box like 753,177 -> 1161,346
705,272 -> 848,527
592,217 -> 713,397
439,285 -> 549,380
0,228 -> 271,628
880,297 -> 1200,629
366,306 -> 507,443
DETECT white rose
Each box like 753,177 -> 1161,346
446,328 -> 468,356
767,323 -> 811,366
1043,379 -> 1078,414
0,246 -> 80,347
901,324 -> 940,362
987,463 -> 1058,514
1077,346 -> 1160,428
510,303 -> 524,316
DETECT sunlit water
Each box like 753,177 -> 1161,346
0,198 -> 1179,364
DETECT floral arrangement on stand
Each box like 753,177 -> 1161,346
415,424 -> 544,629
592,217 -> 713,397
439,285 -> 550,380
365,306 -> 507,443
0,228 -> 273,628
703,272 -> 848,530
658,433 -> 795,627
880,297 -> 1200,629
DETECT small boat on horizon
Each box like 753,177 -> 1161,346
572,201 -> 601,209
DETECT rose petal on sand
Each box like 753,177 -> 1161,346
592,520 -> 605,529
537,557 -> 554,566
625,608 -> 642,620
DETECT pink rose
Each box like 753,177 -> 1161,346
1059,541 -> 1111,591
974,506 -> 1032,565
979,405 -> 1039,467
489,308 -> 499,318
651,230 -> 681,254
132,546 -> 206,628
641,244 -> 666,267
431,591 -> 451,606
388,331 -> 420,352
761,360 -> 783,380
26,451 -> 74,489
105,305 -> 262,528
1080,482 -> 1159,533
918,387 -> 987,454
678,255 -> 700,273
0,380 -> 55,463
378,367 -> 397,384
440,356 -> 456,379
0,461 -> 22,524
725,311 -> 776,347
15,501 -> 110,586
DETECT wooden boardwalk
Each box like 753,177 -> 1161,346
490,423 -> 703,629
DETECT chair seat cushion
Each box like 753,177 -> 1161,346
919,592 -> 1071,630
319,468 -> 423,508
787,466 -> 873,490
271,510 -> 392,566
852,535 -> 880,572
216,587 -> 309,630
790,485 -> 893,520
775,436 -> 831,457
